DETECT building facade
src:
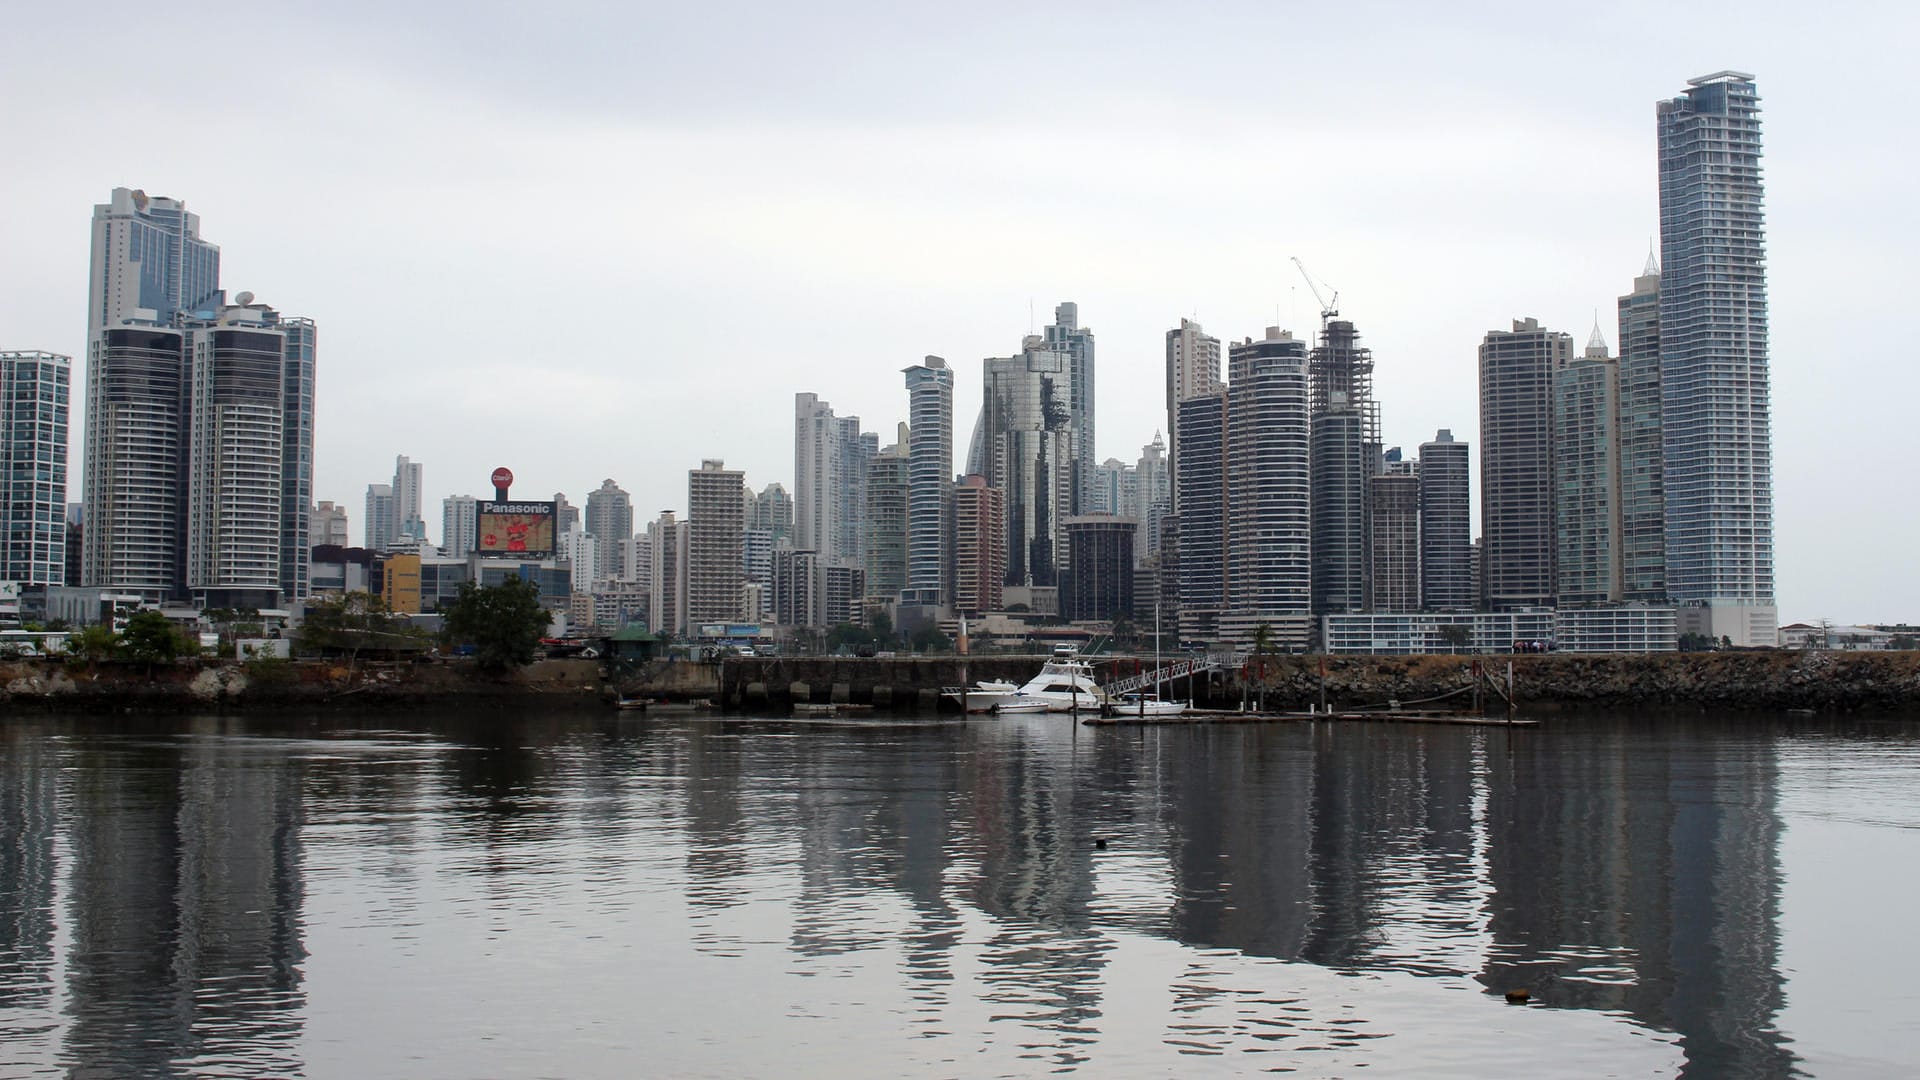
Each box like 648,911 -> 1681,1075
979,339 -> 1077,589
1164,318 -> 1222,513
1656,72 -> 1775,646
1222,329 -> 1312,650
1367,473 -> 1421,613
1309,319 -> 1379,617
902,357 -> 954,607
952,475 -> 1005,618
1417,430 -> 1473,610
0,351 -> 71,586
442,495 -> 478,559
863,440 -> 909,603
1479,318 -> 1569,610
364,484 -> 395,551
585,479 -> 633,580
1554,330 -> 1624,605
1616,255 -> 1667,602
686,461 -> 745,624
1063,516 -> 1135,622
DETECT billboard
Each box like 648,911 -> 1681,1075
476,500 -> 556,557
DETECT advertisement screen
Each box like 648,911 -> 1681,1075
476,501 -> 556,557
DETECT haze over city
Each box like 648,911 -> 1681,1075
3,0 -> 1913,623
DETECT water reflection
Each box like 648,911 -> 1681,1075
0,711 -> 1841,1076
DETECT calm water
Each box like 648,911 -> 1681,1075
3,710 -> 1918,1078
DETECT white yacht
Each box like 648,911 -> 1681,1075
945,649 -> 1106,713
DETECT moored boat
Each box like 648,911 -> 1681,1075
943,649 -> 1106,713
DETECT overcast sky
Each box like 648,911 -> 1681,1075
4,1 -> 1911,623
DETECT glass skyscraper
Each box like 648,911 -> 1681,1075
1655,72 -> 1775,646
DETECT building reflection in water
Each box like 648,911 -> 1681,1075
56,721 -> 308,1077
0,729 -> 61,1074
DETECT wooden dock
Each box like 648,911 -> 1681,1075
1082,709 -> 1539,728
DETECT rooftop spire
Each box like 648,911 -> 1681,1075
1586,311 -> 1610,356
1643,240 -> 1660,277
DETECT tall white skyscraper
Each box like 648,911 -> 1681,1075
1164,318 -> 1222,513
1656,72 -> 1775,646
0,351 -> 71,585
1043,302 -> 1095,512
364,483 -> 396,550
442,495 -> 479,559
86,188 -> 221,350
793,393 -> 872,567
902,357 -> 953,607
393,455 -> 425,543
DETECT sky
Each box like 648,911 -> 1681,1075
3,0 -> 1912,624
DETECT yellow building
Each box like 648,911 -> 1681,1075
381,553 -> 423,614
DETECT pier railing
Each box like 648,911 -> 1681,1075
1101,655 -> 1224,697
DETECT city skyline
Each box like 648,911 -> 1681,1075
2,4 -> 1912,621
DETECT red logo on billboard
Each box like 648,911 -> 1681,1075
491,467 -> 514,489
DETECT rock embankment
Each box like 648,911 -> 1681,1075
0,657 -> 608,711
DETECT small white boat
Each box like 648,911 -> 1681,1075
992,695 -> 1050,714
1106,693 -> 1188,718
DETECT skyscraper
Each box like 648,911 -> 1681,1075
902,357 -> 954,607
952,474 -> 1004,617
1616,254 -> 1666,602
646,510 -> 687,636
1367,474 -> 1422,612
863,437 -> 909,604
1063,516 -> 1135,622
363,484 -> 395,551
1164,318 -> 1222,513
1417,430 -> 1473,611
0,351 -> 70,586
585,479 -> 633,580
1553,328 -> 1624,605
441,495 -> 478,559
1656,72 -> 1774,646
1221,328 -> 1312,649
310,500 -> 350,549
1309,319 -> 1379,616
86,188 -> 220,349
83,286 -> 315,605
1044,302 -> 1095,512
1479,318 -> 1569,610
792,393 -> 871,567
1174,391 -> 1226,641
686,460 -> 744,623
979,338 -> 1076,588
392,455 -> 425,544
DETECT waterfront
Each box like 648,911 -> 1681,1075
2,710 -> 1917,1077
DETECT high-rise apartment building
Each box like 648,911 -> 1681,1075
1416,430 -> 1473,611
745,482 -> 793,544
87,188 -> 220,351
1309,319 -> 1379,616
646,511 -> 687,636
1656,72 -> 1774,646
363,484 -> 395,550
585,479 -> 633,579
793,393 -> 872,567
1479,318 -> 1569,610
1063,516 -> 1135,622
864,437 -> 909,604
1174,391 -> 1226,641
0,351 -> 71,586
1221,328 -> 1312,649
1043,302 -> 1096,512
1616,254 -> 1666,602
553,492 -> 580,536
1554,329 -> 1624,605
902,357 -> 954,607
310,500 -> 350,549
392,455 -> 425,544
1164,318 -> 1223,513
83,291 -> 315,605
979,338 -> 1077,588
952,474 -> 1004,618
1367,474 -> 1422,612
442,495 -> 478,559
686,460 -> 744,623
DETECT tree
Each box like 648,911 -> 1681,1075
825,622 -> 877,653
1110,614 -> 1136,648
867,609 -> 895,646
442,577 -> 549,675
67,624 -> 118,662
1436,624 -> 1473,654
121,610 -> 191,666
1891,635 -> 1917,651
909,624 -> 952,654
298,591 -> 419,666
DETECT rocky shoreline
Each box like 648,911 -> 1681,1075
5,650 -> 1918,715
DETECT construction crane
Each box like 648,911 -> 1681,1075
1290,256 -> 1338,326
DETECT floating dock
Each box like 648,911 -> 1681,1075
1082,709 -> 1539,728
